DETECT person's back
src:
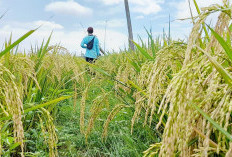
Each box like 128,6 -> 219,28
81,27 -> 100,63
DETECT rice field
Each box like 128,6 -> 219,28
1,0 -> 232,157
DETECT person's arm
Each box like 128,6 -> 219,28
100,47 -> 106,55
81,37 -> 87,48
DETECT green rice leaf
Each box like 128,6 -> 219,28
127,80 -> 147,96
133,41 -> 153,60
84,60 -> 111,77
0,29 -> 36,58
126,57 -> 141,73
193,0 -> 200,14
37,40 -> 44,58
207,24 -> 232,62
188,137 -> 198,146
192,103 -> 232,141
35,33 -> 52,72
40,32 -> 52,59
193,0 -> 209,40
0,96 -> 71,121
138,35 -> 146,48
145,28 -> 156,58
9,143 -> 21,151
24,95 -> 72,113
197,46 -> 232,86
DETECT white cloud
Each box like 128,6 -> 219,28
3,20 -> 64,30
0,21 -> 127,55
96,28 -> 128,52
150,14 -> 168,21
135,15 -> 144,19
45,0 -> 92,17
176,0 -> 223,19
132,1 -> 162,15
100,0 -> 164,15
33,20 -> 64,30
95,19 -> 126,28
101,0 -> 121,5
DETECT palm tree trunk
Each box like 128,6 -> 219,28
124,0 -> 134,51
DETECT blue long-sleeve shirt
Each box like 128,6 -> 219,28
81,35 -> 100,59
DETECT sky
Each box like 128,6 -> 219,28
0,0 -> 227,55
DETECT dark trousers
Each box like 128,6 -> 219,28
85,57 -> 96,63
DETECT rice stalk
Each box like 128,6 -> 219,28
143,142 -> 162,157
157,2 -> 232,156
147,43 -> 185,125
0,122 -> 2,156
226,144 -> 232,157
79,79 -> 95,134
39,114 -> 47,144
0,63 -> 24,156
102,104 -> 127,139
41,108 -> 58,157
73,81 -> 77,110
85,92 -> 110,141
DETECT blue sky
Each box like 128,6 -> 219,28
0,0 -> 224,55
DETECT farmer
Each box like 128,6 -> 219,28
81,27 -> 105,63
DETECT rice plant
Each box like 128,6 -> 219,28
153,1 -> 232,156
1,0 -> 232,156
